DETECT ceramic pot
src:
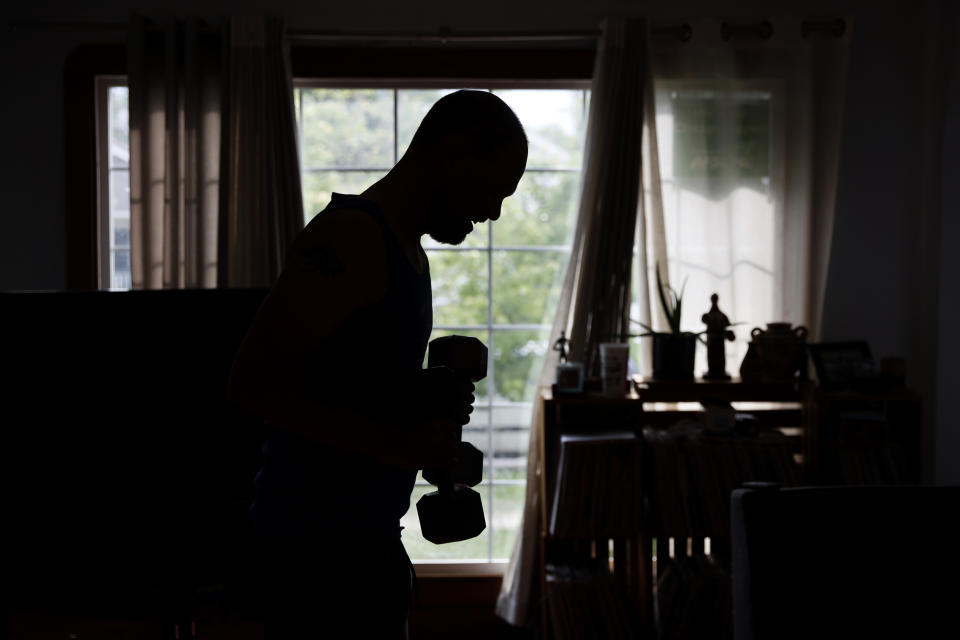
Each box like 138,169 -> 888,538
747,323 -> 809,381
652,333 -> 697,380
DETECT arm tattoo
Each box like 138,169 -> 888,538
297,245 -> 346,276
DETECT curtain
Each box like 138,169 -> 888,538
128,17 -> 222,289
566,20 -> 649,376
640,18 -> 853,374
495,17 -> 650,627
496,15 -> 852,629
218,17 -> 304,287
128,16 -> 303,289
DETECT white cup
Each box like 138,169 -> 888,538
599,342 -> 630,396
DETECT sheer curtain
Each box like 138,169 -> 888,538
496,17 -> 650,626
635,18 -> 853,374
128,16 -> 303,289
496,16 -> 852,628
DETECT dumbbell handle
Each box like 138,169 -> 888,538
424,334 -> 487,493
428,420 -> 462,496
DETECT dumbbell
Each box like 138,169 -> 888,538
416,335 -> 487,544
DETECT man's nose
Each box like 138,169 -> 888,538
488,201 -> 503,221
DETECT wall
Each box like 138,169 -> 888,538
821,0 -> 956,483
936,6 -> 959,485
0,0 -> 849,291
2,0 -> 956,477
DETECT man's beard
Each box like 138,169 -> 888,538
426,203 -> 472,245
428,222 -> 469,245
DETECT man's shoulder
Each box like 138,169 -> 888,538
301,206 -> 382,241
293,207 -> 386,261
281,207 -> 388,301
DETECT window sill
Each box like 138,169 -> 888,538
413,561 -> 507,578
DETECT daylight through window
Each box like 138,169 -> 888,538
295,87 -> 590,562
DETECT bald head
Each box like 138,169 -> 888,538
370,90 -> 528,247
406,90 -> 528,159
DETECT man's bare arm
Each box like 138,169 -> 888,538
228,210 -> 458,469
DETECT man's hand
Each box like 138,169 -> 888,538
404,366 -> 476,426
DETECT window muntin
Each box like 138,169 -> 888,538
296,85 -> 589,562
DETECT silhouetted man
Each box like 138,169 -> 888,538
229,90 -> 528,638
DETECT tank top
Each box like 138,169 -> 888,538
250,193 -> 432,541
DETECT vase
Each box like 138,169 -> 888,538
744,323 -> 809,382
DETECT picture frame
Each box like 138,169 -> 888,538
554,362 -> 585,395
807,341 -> 876,392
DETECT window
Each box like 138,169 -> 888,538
94,72 -> 785,565
295,85 -> 590,562
95,78 -> 590,564
95,78 -> 132,290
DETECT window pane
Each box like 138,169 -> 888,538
109,169 -> 129,216
106,87 -> 131,290
493,404 -> 531,429
302,170 -> 388,222
112,250 -> 130,290
492,249 -> 567,325
493,406 -> 531,480
397,89 -> 459,159
495,171 -> 580,247
427,250 -> 489,327
299,89 -> 394,169
491,484 -> 525,560
108,87 -> 129,169
493,329 -> 550,403
493,89 -> 588,170
113,217 -> 130,250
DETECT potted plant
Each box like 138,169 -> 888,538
632,264 -> 700,380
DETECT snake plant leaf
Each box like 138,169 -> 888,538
655,263 -> 673,333
675,296 -> 683,334
631,319 -> 656,334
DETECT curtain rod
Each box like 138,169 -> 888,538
6,19 -> 600,42
287,29 -> 601,43
7,18 -> 845,41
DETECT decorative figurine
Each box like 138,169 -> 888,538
553,330 -> 570,364
553,331 -> 584,394
702,293 -> 736,380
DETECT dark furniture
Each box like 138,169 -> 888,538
731,484 -> 960,640
539,378 -> 808,639
4,289 -> 269,632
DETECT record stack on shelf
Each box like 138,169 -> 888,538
546,561 -> 638,640
549,431 -> 643,539
655,553 -> 733,640
546,431 -> 643,639
822,409 -> 911,484
643,422 -> 800,541
642,420 -> 800,639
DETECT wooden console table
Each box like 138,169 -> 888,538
537,377 -> 810,639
